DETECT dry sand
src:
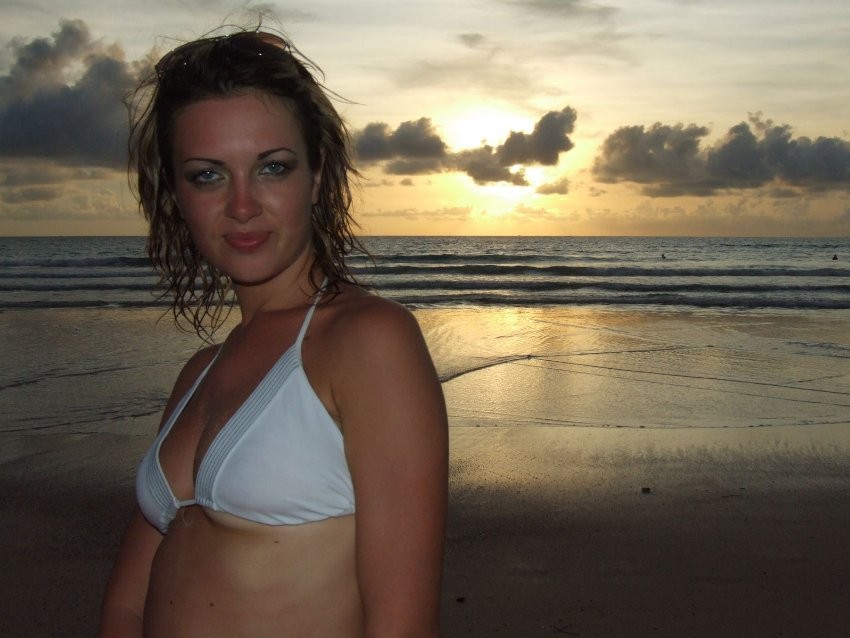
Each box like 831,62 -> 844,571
2,423 -> 849,637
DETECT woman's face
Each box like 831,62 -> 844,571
170,91 -> 322,289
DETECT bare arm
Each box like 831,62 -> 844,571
334,300 -> 448,637
98,509 -> 162,637
98,346 -> 218,637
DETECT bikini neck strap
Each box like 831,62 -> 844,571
295,276 -> 329,348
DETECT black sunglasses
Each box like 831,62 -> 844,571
154,31 -> 292,78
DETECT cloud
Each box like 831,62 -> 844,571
0,19 -> 136,168
583,197 -> 850,237
362,178 -> 396,188
2,162 -> 72,187
451,145 -> 528,185
2,184 -> 63,204
592,122 -> 708,184
355,118 -> 448,177
592,114 -> 850,196
536,177 -> 570,195
355,118 -> 446,162
501,0 -> 618,21
0,157 -> 133,224
354,107 -> 577,186
2,159 -> 118,187
499,107 -> 576,165
510,202 -> 570,223
360,206 -> 473,223
389,34 -> 552,101
458,33 -> 486,49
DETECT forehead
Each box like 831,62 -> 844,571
171,92 -> 306,150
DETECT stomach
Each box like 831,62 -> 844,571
143,507 -> 362,637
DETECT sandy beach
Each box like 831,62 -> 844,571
442,425 -> 850,637
2,307 -> 849,637
3,425 -> 849,637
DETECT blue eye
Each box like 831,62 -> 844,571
260,161 -> 290,176
189,169 -> 222,185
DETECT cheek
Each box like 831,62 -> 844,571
175,200 -> 211,245
173,186 -> 212,227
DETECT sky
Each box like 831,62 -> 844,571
1,0 -> 849,237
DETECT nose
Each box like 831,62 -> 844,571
226,178 -> 262,222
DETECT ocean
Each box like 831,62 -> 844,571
2,235 -> 849,311
2,235 -> 849,438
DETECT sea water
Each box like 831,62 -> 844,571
1,236 -> 849,437
1,235 -> 849,310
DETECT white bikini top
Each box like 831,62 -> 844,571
135,288 -> 354,534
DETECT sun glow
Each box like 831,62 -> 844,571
472,173 -> 533,209
522,166 -> 547,189
438,105 -> 533,150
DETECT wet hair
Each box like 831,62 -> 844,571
126,28 -> 364,339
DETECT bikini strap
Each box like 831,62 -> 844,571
295,276 -> 329,349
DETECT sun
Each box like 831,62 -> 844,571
437,104 -> 533,150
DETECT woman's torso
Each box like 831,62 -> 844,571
140,284 -> 365,637
143,510 -> 362,637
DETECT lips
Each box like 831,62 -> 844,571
224,231 -> 271,251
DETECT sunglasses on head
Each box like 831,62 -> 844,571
154,31 -> 292,78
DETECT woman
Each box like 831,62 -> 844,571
99,28 -> 448,637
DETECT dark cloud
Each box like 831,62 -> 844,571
592,122 -> 709,187
593,114 -> 850,196
362,178 -> 396,188
1,184 -> 63,204
2,18 -> 91,100
1,162 -> 111,187
0,19 -> 135,168
2,162 -> 68,187
499,107 -> 576,165
355,118 -> 447,163
354,107 -> 577,186
752,119 -> 850,188
452,146 -> 529,186
386,157 -> 445,175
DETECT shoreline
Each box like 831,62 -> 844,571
2,305 -> 849,636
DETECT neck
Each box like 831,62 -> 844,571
232,259 -> 322,325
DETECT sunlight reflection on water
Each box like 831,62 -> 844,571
417,306 -> 850,431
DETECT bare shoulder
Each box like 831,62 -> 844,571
320,283 -> 446,454
322,284 -> 429,364
158,343 -> 219,429
325,288 -> 447,635
173,343 -> 219,391
317,283 -> 442,416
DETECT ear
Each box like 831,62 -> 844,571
311,148 -> 325,205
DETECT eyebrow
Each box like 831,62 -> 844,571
259,146 -> 297,159
181,146 -> 298,165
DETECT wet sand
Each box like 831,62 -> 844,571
2,424 -> 849,637
442,425 -> 850,637
2,307 -> 850,636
